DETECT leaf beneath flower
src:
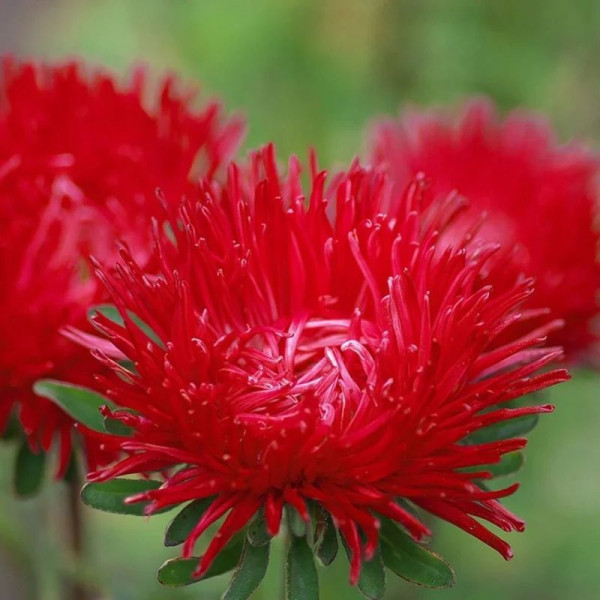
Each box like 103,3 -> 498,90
14,441 -> 45,497
89,303 -> 165,348
103,414 -> 134,437
313,509 -> 338,566
247,507 -> 271,547
33,379 -> 113,433
379,516 -> 455,588
461,451 -> 525,478
81,478 -> 170,516
464,414 -> 539,445
158,532 -> 245,587
286,535 -> 319,600
164,497 -> 216,547
223,538 -> 270,600
341,534 -> 386,599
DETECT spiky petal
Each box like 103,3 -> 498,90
84,146 -> 568,582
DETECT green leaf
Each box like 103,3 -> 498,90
1,415 -> 21,442
462,452 -> 524,478
341,535 -> 386,600
88,303 -> 124,326
14,441 -> 46,497
463,414 -> 539,445
287,505 -> 307,537
103,414 -> 134,437
164,497 -> 215,547
63,453 -> 80,485
158,532 -> 244,587
487,451 -> 524,476
223,539 -> 270,600
247,507 -> 271,547
286,535 -> 319,600
81,478 -> 170,516
89,304 -> 165,348
33,379 -> 113,433
313,510 -> 338,566
379,517 -> 455,588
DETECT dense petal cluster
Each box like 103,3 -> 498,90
84,146 -> 568,583
0,58 -> 243,474
370,99 -> 600,361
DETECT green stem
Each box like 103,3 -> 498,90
65,471 -> 87,600
279,528 -> 290,600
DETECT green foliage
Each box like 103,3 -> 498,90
222,539 -> 270,600
379,516 -> 455,589
313,510 -> 338,566
14,441 -> 45,497
464,414 -> 539,445
341,535 -> 386,600
33,379 -> 113,433
287,505 -> 308,537
0,415 -> 21,442
286,534 -> 319,600
247,508 -> 271,547
81,478 -> 169,516
164,497 -> 216,547
89,303 -> 164,348
158,532 -> 245,587
462,451 -> 525,478
102,413 -> 134,436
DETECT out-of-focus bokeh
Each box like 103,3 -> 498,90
1,1 -> 599,599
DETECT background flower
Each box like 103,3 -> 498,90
0,58 -> 243,476
369,99 -> 600,362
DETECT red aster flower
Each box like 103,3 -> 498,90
79,145 -> 568,588
369,99 -> 600,361
0,57 -> 243,476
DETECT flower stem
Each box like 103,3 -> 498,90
65,470 -> 87,600
279,529 -> 289,600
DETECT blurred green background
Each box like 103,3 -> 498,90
1,1 -> 600,599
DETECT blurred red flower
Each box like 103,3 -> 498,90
370,99 -> 600,362
84,146 -> 568,583
0,58 -> 243,476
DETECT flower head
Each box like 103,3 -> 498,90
0,57 -> 243,475
84,146 -> 568,584
370,99 -> 600,361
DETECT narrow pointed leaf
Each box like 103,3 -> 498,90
341,536 -> 386,599
103,415 -> 134,436
487,451 -> 524,477
462,452 -> 524,478
1,415 -> 21,442
313,510 -> 338,566
463,414 -> 539,445
247,508 -> 271,547
90,304 -> 164,348
287,506 -> 306,537
88,304 -> 124,326
164,497 -> 215,547
223,539 -> 270,600
286,535 -> 319,600
63,453 -> 80,485
14,441 -> 46,497
379,517 -> 455,588
158,533 -> 244,587
33,379 -> 113,433
81,478 -> 170,516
